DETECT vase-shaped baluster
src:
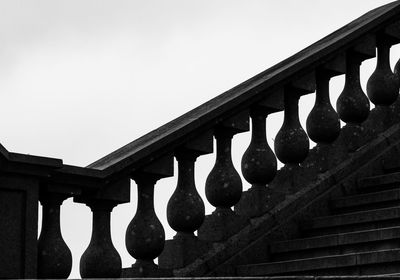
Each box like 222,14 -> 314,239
80,201 -> 121,278
306,72 -> 341,143
242,108 -> 277,186
38,193 -> 72,279
198,128 -> 245,241
275,89 -> 309,164
337,55 -> 370,124
159,150 -> 210,269
367,41 -> 398,106
205,129 -> 242,209
235,107 -> 278,217
167,151 -> 205,235
125,175 -> 165,273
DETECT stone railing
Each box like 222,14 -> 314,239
2,1 -> 400,279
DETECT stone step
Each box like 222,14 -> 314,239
383,158 -> 400,174
331,189 -> 400,213
304,206 -> 400,236
236,249 -> 400,276
271,227 -> 400,261
358,173 -> 400,193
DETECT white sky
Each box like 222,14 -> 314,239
0,0 -> 398,278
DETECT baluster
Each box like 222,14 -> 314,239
235,107 -> 278,217
334,51 -> 375,153
367,35 -> 399,106
37,193 -> 72,279
160,145 -> 212,269
205,129 -> 242,208
306,70 -> 341,144
158,133 -> 213,269
80,200 -> 121,278
242,108 -> 277,184
167,151 -> 205,236
336,53 -> 370,124
275,88 -> 309,164
300,58 -> 345,173
125,173 -> 168,277
198,113 -> 248,241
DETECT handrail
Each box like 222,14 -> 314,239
87,1 -> 400,176
3,1 -> 400,279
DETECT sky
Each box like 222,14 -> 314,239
0,0 -> 399,278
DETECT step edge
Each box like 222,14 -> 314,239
237,249 -> 400,276
359,172 -> 400,187
310,206 -> 400,229
331,189 -> 400,208
271,226 -> 400,253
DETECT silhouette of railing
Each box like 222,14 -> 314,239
2,1 -> 400,279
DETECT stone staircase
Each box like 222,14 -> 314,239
237,169 -> 400,276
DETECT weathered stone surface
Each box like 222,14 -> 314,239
275,90 -> 309,164
306,72 -> 340,144
37,193 -> 72,279
235,185 -> 283,218
79,201 -> 121,278
159,234 -> 211,269
359,172 -> 400,190
198,208 -> 247,242
176,119 -> 400,277
121,260 -> 172,278
331,189 -> 400,212
306,206 -> 400,237
237,249 -> 400,276
0,176 -> 39,279
367,40 -> 399,106
271,227 -> 400,261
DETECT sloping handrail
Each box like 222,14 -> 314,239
3,1 -> 400,279
87,1 -> 400,176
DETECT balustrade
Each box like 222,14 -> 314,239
3,4 -> 400,279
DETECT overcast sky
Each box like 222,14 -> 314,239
1,0 -> 398,278
1,0 -> 396,166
